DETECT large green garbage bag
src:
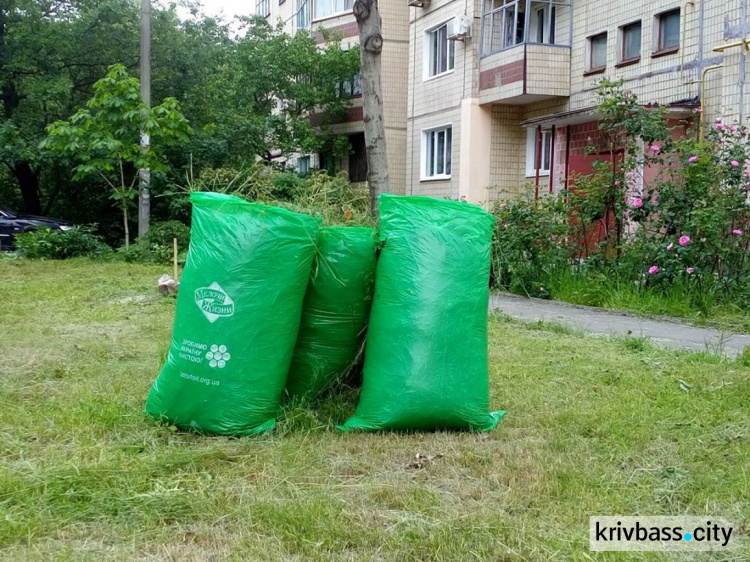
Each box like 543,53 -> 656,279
145,192 -> 320,435
340,194 -> 504,431
285,226 -> 377,400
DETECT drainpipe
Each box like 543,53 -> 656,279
699,64 -> 723,138
549,125 -> 556,194
679,0 -> 696,85
534,125 -> 542,199
564,125 -> 571,192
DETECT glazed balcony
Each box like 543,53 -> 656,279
478,0 -> 571,105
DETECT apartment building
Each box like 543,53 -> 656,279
262,0 -> 749,204
262,0 -> 410,193
407,0 -> 750,204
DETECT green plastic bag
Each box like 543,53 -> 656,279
285,226 -> 377,400
145,192 -> 320,435
341,194 -> 504,432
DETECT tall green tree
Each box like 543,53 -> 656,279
196,18 -> 360,167
0,0 -> 140,214
41,65 -> 191,248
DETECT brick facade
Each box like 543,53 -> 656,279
256,0 -> 749,205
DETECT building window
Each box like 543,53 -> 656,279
339,73 -> 362,98
481,0 -> 527,56
313,0 -> 353,21
586,32 -> 607,72
526,128 -> 552,177
298,155 -> 311,175
422,125 -> 453,179
256,0 -> 271,17
619,21 -> 642,62
532,4 -> 556,44
655,9 -> 680,52
425,22 -> 456,78
296,0 -> 310,29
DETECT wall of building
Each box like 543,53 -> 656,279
265,0 -> 409,192
406,0 -> 481,199
266,0 -> 750,203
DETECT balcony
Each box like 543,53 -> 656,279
478,0 -> 571,105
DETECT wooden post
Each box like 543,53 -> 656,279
172,237 -> 178,280
353,0 -> 389,215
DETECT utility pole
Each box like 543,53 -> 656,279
138,0 -> 151,237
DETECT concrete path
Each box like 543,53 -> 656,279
489,293 -> 750,358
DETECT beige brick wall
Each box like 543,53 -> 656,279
266,0 -> 750,201
525,45 -> 571,97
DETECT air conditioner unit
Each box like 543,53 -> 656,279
448,16 -> 471,41
408,0 -> 429,7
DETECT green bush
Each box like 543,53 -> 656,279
491,192 -> 571,297
15,227 -> 112,260
121,220 -> 190,263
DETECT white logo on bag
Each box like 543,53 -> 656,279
194,282 -> 235,323
205,344 -> 231,368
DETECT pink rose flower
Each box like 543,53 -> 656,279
651,145 -> 660,153
688,156 -> 699,163
717,123 -> 726,131
679,235 -> 691,246
733,229 -> 743,235
731,160 -> 740,167
648,265 -> 659,275
667,242 -> 674,250
731,125 -> 738,133
632,197 -> 643,209
624,209 -> 630,219
686,267 -> 695,274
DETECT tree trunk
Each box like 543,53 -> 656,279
353,0 -> 389,216
13,162 -> 42,215
122,201 -> 130,250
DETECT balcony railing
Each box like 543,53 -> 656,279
480,0 -> 571,57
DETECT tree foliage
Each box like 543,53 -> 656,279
41,65 -> 191,247
0,3 -> 361,242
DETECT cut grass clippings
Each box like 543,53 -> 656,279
0,259 -> 749,560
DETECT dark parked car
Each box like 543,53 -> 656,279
0,206 -> 72,250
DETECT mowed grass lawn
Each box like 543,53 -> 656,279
0,259 -> 749,561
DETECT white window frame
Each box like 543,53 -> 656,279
424,20 -> 456,80
586,32 -> 607,71
296,0 -> 310,30
421,124 -> 453,181
618,20 -> 642,62
298,155 -> 311,174
256,0 -> 271,18
654,8 -> 680,53
525,128 -> 552,177
312,0 -> 354,22
530,3 -> 556,45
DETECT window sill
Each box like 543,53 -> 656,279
312,11 -> 354,24
423,69 -> 455,83
525,172 -> 551,179
615,56 -> 641,68
583,66 -> 606,77
420,175 -> 452,182
652,46 -> 679,58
